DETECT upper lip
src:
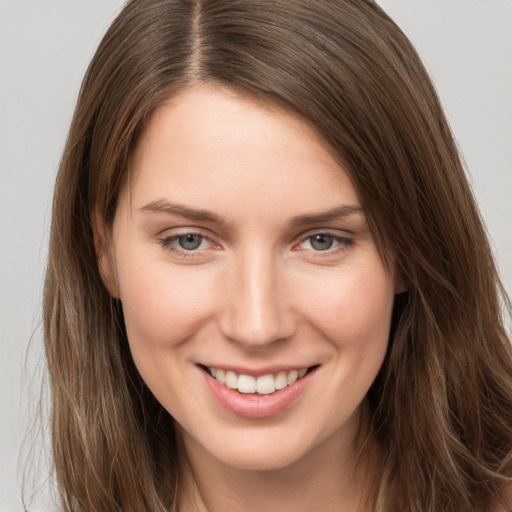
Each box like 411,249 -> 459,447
198,363 -> 317,377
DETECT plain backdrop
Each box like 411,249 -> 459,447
1,1 -> 511,511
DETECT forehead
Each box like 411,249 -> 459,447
126,86 -> 360,218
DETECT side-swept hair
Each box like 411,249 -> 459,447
44,1 -> 512,510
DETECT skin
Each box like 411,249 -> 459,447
95,86 -> 402,511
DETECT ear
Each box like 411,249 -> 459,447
91,209 -> 120,298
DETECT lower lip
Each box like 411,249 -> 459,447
202,368 -> 315,419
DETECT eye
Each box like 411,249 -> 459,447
159,233 -> 213,254
304,234 -> 336,251
176,234 -> 206,251
294,231 -> 354,258
301,232 -> 353,251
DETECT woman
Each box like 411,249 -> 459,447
43,0 -> 512,510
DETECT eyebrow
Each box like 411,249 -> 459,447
139,200 -> 364,226
289,204 -> 364,226
139,199 -> 225,225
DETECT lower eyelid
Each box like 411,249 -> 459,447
300,240 -> 354,260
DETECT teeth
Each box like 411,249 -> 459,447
275,371 -> 288,390
225,370 -> 238,390
256,374 -> 275,395
287,369 -> 298,385
208,367 -> 310,395
238,374 -> 256,393
216,368 -> 225,384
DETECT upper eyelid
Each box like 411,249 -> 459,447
159,229 -> 351,240
157,225 -> 215,236
298,226 -> 354,236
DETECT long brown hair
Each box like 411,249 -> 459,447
43,0 -> 512,510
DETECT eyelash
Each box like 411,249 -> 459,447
159,231 -> 354,259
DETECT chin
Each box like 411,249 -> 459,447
190,418 -> 346,474
213,444 -> 310,472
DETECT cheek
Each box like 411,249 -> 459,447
295,257 -> 395,350
116,252 -> 216,350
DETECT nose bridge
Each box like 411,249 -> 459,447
220,245 -> 293,348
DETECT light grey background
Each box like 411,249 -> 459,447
1,1 -> 510,510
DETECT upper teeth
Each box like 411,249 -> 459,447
209,367 -> 308,395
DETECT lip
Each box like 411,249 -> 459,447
201,365 -> 318,419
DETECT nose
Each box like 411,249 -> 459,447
218,248 -> 296,350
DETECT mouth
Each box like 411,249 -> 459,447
200,364 -> 319,419
199,365 -> 318,396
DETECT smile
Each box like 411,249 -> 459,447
202,364 -> 318,419
207,367 -> 309,395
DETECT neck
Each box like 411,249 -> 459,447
177,415 -> 378,512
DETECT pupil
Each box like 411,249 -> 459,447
178,234 -> 202,250
311,234 -> 333,251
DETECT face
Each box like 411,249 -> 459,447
98,86 -> 398,471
